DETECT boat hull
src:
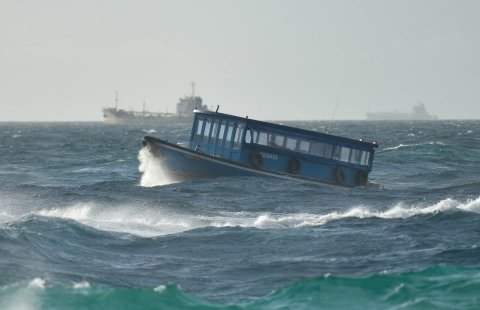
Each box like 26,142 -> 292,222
142,136 -> 340,186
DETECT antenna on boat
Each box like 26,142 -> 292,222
326,100 -> 339,134
216,105 -> 219,113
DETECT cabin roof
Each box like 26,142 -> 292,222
195,111 -> 378,148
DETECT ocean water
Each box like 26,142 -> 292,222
0,120 -> 479,309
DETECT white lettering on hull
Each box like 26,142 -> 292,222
260,152 -> 278,160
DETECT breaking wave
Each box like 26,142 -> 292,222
33,196 -> 480,237
381,141 -> 446,152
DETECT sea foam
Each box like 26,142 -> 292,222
0,279 -> 44,310
34,196 -> 480,237
73,281 -> 90,289
28,278 -> 46,289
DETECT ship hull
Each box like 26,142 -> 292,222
144,137 -> 257,179
103,109 -> 192,124
103,115 -> 192,124
142,136 -> 339,186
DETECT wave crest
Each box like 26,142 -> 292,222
381,141 -> 446,152
30,196 -> 480,237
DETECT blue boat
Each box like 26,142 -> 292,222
142,110 -> 379,187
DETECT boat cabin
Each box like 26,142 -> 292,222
188,111 -> 378,187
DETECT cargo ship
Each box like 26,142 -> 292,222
103,84 -> 209,124
366,103 -> 437,121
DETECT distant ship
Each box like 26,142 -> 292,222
103,83 -> 209,124
366,103 -> 438,121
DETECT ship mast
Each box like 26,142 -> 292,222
191,82 -> 195,97
115,91 -> 119,110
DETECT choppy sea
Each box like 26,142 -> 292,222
0,120 -> 479,309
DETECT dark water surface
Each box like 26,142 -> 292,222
1,120 -> 479,309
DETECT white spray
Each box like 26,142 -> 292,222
138,147 -> 176,187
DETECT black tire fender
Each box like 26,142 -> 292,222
249,152 -> 263,169
288,158 -> 301,174
333,167 -> 346,186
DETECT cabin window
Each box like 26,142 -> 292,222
340,147 -> 351,162
332,145 -> 341,160
298,140 -> 310,153
226,124 -> 233,141
361,151 -> 370,166
310,142 -> 323,157
252,130 -> 259,143
210,120 -> 219,145
349,149 -> 360,164
350,149 -> 364,165
275,135 -> 285,147
267,134 -> 284,148
257,132 -> 268,145
203,119 -> 212,143
233,124 -> 244,150
285,137 -> 297,150
325,144 -> 333,158
225,123 -> 235,148
195,119 -> 204,138
356,150 -> 364,164
245,129 -> 252,144
218,121 -> 227,147
310,142 -> 332,158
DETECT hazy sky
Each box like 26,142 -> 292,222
1,0 -> 479,121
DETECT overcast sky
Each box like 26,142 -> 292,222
1,0 -> 479,121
